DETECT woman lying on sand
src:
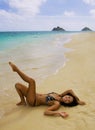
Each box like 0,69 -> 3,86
9,62 -> 85,118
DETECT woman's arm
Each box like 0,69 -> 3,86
44,101 -> 68,118
77,100 -> 86,105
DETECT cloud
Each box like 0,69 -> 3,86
83,0 -> 95,17
0,0 -> 47,30
6,0 -> 47,15
83,0 -> 95,5
90,9 -> 95,16
64,11 -> 76,17
1,11 -> 95,31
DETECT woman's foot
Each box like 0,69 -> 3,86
9,62 -> 18,72
16,101 -> 26,106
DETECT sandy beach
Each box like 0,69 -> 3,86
0,32 -> 95,130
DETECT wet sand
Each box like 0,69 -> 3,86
0,32 -> 95,130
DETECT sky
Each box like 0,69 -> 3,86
0,0 -> 95,31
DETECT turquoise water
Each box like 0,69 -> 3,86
0,31 -> 73,51
0,31 -> 50,50
0,31 -> 69,51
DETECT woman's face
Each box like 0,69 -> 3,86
62,95 -> 74,104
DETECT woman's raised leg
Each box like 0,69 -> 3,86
9,62 -> 36,106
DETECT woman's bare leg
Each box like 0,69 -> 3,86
9,62 -> 36,106
15,83 -> 28,105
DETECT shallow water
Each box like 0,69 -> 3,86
0,31 -> 73,81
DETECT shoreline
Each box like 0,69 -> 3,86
0,32 -> 95,130
0,32 -> 72,85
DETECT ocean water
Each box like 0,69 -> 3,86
0,31 -> 74,119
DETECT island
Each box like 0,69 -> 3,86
81,27 -> 92,31
52,26 -> 66,31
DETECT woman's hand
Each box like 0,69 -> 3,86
59,112 -> 69,118
78,100 -> 86,105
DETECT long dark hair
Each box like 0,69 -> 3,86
60,93 -> 78,107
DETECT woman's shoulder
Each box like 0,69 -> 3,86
51,100 -> 61,109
